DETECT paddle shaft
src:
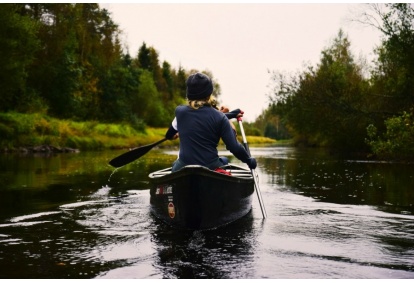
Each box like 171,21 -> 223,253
237,118 -> 267,219
109,138 -> 167,168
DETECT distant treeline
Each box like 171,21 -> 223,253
2,3 -> 414,160
256,4 -> 414,160
0,3 -> 222,129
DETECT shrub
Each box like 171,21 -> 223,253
366,111 -> 414,160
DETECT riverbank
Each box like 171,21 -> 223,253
0,112 -> 279,152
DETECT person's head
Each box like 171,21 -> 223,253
186,72 -> 213,101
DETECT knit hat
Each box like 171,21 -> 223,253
186,73 -> 214,100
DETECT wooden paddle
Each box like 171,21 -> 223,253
237,117 -> 267,219
108,138 -> 167,168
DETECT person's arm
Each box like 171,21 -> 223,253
221,108 -> 243,135
165,117 -> 179,140
220,116 -> 256,169
224,109 -> 243,120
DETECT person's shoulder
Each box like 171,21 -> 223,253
176,105 -> 189,112
209,107 -> 229,122
202,106 -> 224,115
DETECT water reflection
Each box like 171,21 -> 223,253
0,149 -> 176,222
254,147 -> 414,215
0,147 -> 413,279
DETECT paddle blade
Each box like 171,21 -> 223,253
108,138 -> 167,168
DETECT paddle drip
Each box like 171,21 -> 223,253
108,167 -> 120,182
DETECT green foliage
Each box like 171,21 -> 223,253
366,111 -> 414,159
236,121 -> 262,137
238,135 -> 277,145
267,30 -> 372,151
2,3 -> 212,128
0,4 -> 40,111
254,106 -> 291,140
370,3 -> 414,117
0,112 -> 276,151
8,3 -> 414,162
0,3 -> 268,152
133,70 -> 169,127
0,112 -> 156,150
262,4 -> 414,159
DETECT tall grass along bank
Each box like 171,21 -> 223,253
0,112 -> 277,152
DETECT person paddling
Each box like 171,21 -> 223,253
165,72 -> 257,172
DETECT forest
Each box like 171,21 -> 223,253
0,3 -> 197,126
0,3 -> 413,160
258,3 -> 414,160
0,3 -> 229,150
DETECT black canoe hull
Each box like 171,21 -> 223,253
149,164 -> 254,230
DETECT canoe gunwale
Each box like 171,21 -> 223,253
148,164 -> 253,181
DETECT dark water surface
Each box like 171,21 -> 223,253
0,147 -> 413,279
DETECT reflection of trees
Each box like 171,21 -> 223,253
260,147 -> 414,215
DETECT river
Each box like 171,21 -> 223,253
0,146 -> 413,279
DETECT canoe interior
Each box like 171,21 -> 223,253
149,164 -> 255,230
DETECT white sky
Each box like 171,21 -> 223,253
101,2 -> 383,122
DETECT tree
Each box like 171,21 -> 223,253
98,53 -> 142,126
133,70 -> 169,127
175,65 -> 187,99
366,111 -> 414,160
0,3 -> 219,129
355,4 -> 414,116
136,42 -> 151,70
0,4 -> 40,112
268,30 -> 371,151
360,4 -> 414,159
162,61 -> 174,100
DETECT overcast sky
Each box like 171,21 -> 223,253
101,3 -> 383,121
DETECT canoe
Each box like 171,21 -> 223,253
148,164 -> 254,230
